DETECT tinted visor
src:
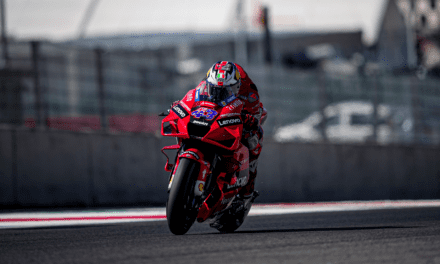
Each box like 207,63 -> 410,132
206,83 -> 234,103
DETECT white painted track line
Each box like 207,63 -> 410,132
1,200 -> 439,229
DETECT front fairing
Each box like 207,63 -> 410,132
161,89 -> 244,151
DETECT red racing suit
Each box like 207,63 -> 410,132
234,63 -> 267,197
172,64 -> 267,197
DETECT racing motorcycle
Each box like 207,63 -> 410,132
160,89 -> 259,235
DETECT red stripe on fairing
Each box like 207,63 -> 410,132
0,215 -> 166,222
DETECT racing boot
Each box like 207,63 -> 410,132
209,190 -> 259,233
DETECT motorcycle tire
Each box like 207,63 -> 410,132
166,158 -> 200,235
211,191 -> 259,233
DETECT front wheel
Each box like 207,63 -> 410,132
166,158 -> 200,235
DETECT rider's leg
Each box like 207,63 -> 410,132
240,128 -> 263,197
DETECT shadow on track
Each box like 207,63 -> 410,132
196,225 -> 419,235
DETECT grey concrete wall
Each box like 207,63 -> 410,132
0,129 -> 14,205
1,128 -> 174,208
257,142 -> 440,202
0,127 -> 439,208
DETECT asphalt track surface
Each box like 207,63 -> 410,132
1,205 -> 439,264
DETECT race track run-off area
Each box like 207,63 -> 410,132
0,200 -> 439,229
1,200 -> 439,264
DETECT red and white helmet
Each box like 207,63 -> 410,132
206,61 -> 241,100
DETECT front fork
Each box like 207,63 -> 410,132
164,144 -> 218,201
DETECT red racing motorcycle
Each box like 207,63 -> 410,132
160,88 -> 258,235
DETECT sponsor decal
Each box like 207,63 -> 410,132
218,94 -> 237,107
180,101 -> 191,112
191,107 -> 218,121
192,120 -> 209,126
182,151 -> 200,160
238,95 -> 247,100
225,176 -> 248,191
194,180 -> 205,195
219,113 -> 241,118
195,89 -> 209,102
217,117 -> 242,127
172,104 -> 188,118
226,99 -> 242,111
201,101 -> 217,108
248,92 -> 258,103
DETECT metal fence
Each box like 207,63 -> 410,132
253,68 -> 440,145
1,41 -> 188,134
1,41 -> 439,145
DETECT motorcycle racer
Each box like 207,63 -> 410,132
171,61 -> 267,205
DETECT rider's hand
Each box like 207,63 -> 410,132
241,113 -> 259,132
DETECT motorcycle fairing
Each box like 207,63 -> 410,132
161,144 -> 181,172
161,89 -> 244,152
196,142 -> 249,222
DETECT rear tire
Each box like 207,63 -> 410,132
166,158 -> 200,235
211,191 -> 259,233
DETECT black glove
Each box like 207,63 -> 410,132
241,112 -> 259,133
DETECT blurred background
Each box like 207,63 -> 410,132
1,0 -> 439,208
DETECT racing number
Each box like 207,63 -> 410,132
191,107 -> 218,121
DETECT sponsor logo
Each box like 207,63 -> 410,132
182,151 -> 199,160
172,104 -> 188,118
194,180 -> 205,195
219,113 -> 241,118
192,120 -> 209,126
226,176 -> 248,191
226,99 -> 242,111
217,117 -> 242,127
180,101 -> 191,111
219,95 -> 237,107
248,92 -> 258,103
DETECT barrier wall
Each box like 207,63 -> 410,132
257,143 -> 440,202
0,128 -> 439,208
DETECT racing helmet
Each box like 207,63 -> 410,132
205,61 -> 241,104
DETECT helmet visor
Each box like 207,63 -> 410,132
206,83 -> 234,104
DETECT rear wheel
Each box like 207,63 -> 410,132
166,158 -> 200,235
211,191 -> 259,233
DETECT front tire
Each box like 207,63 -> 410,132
166,158 -> 200,235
